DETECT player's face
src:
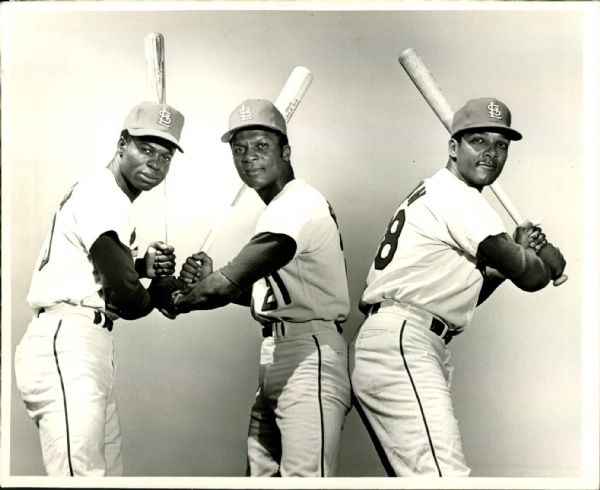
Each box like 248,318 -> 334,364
449,131 -> 509,190
120,136 -> 175,192
230,129 -> 292,203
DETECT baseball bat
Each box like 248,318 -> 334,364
144,32 -> 169,244
398,48 -> 567,286
199,66 -> 314,252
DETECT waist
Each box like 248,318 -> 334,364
261,319 -> 343,340
35,304 -> 114,332
363,300 -> 456,344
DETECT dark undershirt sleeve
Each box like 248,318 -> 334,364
476,269 -> 506,306
90,231 -> 153,320
219,232 -> 297,292
477,232 -> 551,293
134,257 -> 147,278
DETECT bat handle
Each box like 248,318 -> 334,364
553,275 -> 568,287
537,242 -> 568,287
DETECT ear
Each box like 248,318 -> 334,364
448,138 -> 459,159
282,144 -> 291,162
117,136 -> 127,156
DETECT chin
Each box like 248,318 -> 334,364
243,178 -> 265,190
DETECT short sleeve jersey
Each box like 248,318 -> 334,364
27,167 -> 138,313
251,179 -> 350,324
362,168 -> 506,330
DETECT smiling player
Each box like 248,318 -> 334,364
349,98 -> 566,476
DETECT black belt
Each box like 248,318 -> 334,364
367,303 -> 453,344
37,307 -> 113,332
261,321 -> 343,338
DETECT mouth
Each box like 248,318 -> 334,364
476,161 -> 497,171
244,168 -> 264,177
139,173 -> 161,185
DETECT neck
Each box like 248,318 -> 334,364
445,159 -> 483,193
107,156 -> 141,202
258,173 -> 294,205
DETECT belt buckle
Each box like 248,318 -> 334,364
93,310 -> 113,332
431,317 -> 452,344
439,322 -> 449,340
367,303 -> 381,316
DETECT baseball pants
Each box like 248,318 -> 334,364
14,307 -> 123,476
349,301 -> 470,476
246,320 -> 351,477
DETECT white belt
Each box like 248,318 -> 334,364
365,300 -> 456,344
261,319 -> 342,340
36,304 -> 114,331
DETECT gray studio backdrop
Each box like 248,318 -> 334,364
4,4 -> 589,479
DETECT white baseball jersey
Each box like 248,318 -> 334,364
16,166 -> 134,475
251,178 -> 350,324
362,168 -> 506,329
27,167 -> 138,314
245,178 -> 351,476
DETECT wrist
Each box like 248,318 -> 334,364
135,258 -> 148,278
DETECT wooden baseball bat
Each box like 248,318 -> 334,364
398,48 -> 567,286
144,32 -> 169,244
199,66 -> 314,252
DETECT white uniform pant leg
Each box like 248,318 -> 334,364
14,315 -> 122,476
349,313 -> 470,477
247,328 -> 351,477
103,371 -> 124,476
247,338 -> 282,476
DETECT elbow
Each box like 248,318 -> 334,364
107,298 -> 152,320
104,287 -> 152,320
511,270 -> 551,292
116,307 -> 149,321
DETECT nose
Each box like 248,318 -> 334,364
483,144 -> 497,158
241,147 -> 258,163
147,156 -> 161,171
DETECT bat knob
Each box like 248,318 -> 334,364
553,275 -> 568,287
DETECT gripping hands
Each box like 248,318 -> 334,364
514,221 -> 567,285
180,252 -> 214,290
151,251 -> 215,318
144,241 -> 176,278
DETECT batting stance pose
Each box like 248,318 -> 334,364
170,100 -> 351,476
350,98 -> 566,476
14,102 -> 185,476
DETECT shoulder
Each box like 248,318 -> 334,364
75,167 -> 114,193
71,168 -> 129,213
428,168 -> 488,204
281,179 -> 326,206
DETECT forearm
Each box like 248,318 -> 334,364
176,271 -> 242,311
135,258 -> 148,279
230,287 -> 252,307
176,232 -> 295,312
91,232 -> 154,319
477,233 -> 551,292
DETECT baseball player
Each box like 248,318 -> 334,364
14,101 -> 185,476
349,98 -> 566,476
168,99 -> 352,476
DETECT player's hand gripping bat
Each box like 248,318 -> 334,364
398,48 -> 567,286
199,66 -> 314,253
144,32 -> 169,243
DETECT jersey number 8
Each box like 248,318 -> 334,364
373,182 -> 426,270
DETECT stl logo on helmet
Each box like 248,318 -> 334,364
487,101 -> 502,120
157,107 -> 172,128
239,105 -> 254,121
